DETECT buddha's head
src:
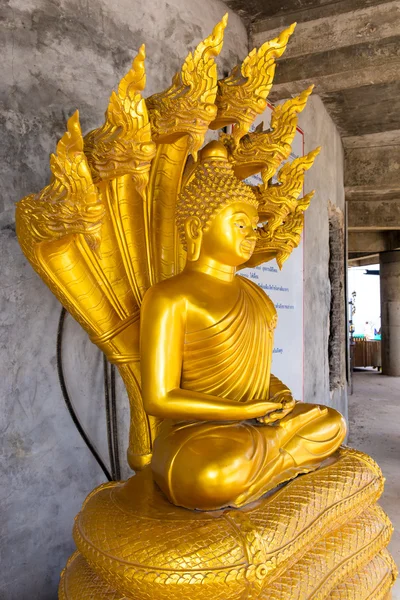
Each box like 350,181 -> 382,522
177,141 -> 259,267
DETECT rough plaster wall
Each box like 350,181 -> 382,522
328,202 -> 346,391
0,2 -> 248,598
297,95 -> 347,417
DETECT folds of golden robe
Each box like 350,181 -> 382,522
59,448 -> 397,600
151,277 -> 346,510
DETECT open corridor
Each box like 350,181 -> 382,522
348,370 -> 400,597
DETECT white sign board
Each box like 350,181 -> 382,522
240,105 -> 305,401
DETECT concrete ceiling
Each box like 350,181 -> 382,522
224,0 -> 400,263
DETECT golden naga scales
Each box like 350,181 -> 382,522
16,16 -> 396,600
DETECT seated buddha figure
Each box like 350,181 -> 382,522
140,142 -> 346,511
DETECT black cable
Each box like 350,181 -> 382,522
110,364 -> 121,480
103,355 -> 117,481
57,307 -> 112,482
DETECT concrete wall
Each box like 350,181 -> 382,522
380,250 -> 400,376
298,95 -> 348,419
0,2 -> 248,598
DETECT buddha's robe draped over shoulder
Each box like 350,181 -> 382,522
151,276 -> 346,510
181,276 -> 277,402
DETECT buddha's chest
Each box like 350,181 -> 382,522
184,277 -> 277,337
185,281 -> 241,334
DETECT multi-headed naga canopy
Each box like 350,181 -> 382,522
15,16 -> 319,469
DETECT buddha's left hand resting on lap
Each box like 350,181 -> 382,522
141,142 -> 347,511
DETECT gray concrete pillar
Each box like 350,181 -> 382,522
380,250 -> 400,376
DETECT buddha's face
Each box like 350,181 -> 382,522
200,201 -> 259,267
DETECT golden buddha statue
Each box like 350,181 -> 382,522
142,141 -> 346,510
16,16 -> 396,600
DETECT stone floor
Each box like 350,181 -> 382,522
348,369 -> 400,598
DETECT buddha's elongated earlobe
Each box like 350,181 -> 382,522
185,216 -> 203,262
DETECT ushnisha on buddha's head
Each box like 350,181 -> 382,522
177,141 -> 259,267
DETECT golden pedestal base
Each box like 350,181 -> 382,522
59,448 -> 397,599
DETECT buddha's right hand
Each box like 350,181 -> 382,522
255,397 -> 296,424
245,398 -> 289,420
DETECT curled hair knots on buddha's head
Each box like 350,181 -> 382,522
176,141 -> 259,249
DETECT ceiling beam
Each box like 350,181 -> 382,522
345,130 -> 400,227
345,133 -> 400,201
348,254 -> 380,266
348,200 -> 400,230
252,2 -> 400,58
224,0 -> 393,30
247,2 -> 400,138
348,231 -> 400,252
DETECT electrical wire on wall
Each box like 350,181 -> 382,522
57,307 -> 121,482
103,356 -> 121,481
